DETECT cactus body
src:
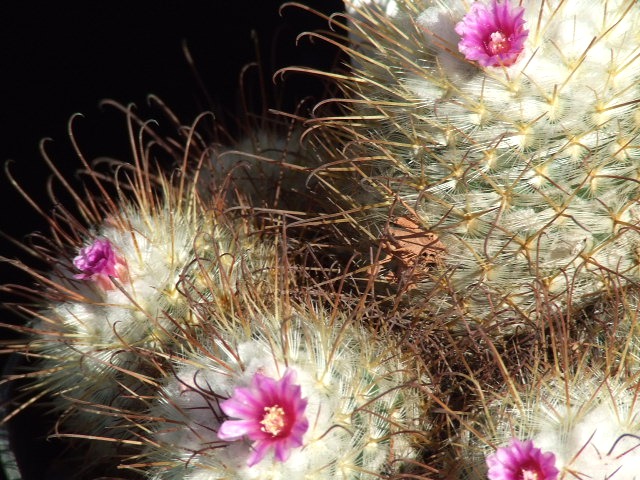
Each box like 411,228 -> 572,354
315,0 -> 640,326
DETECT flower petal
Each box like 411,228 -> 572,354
217,419 -> 257,441
247,439 -> 272,467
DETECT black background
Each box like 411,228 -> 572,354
0,1 -> 342,478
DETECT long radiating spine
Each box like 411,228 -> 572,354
0,97 -> 322,476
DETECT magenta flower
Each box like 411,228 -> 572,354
455,0 -> 528,67
487,439 -> 559,480
73,238 -> 127,290
218,369 -> 309,467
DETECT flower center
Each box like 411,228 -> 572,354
519,469 -> 538,480
486,31 -> 511,56
260,405 -> 286,436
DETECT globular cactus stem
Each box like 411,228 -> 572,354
309,0 -> 640,329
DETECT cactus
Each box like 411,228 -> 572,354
136,298 -> 427,479
0,102 -> 311,474
0,88 -> 433,477
421,278 -> 640,480
456,368 -> 640,479
5,1 -> 640,478
306,0 -> 640,327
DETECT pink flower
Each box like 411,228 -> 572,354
218,369 -> 309,467
455,0 -> 528,67
73,238 -> 127,290
487,439 -> 559,480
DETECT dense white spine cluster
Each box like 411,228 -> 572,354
28,195 -> 277,438
144,306 -> 424,479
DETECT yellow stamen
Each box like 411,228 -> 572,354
260,405 -> 286,436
